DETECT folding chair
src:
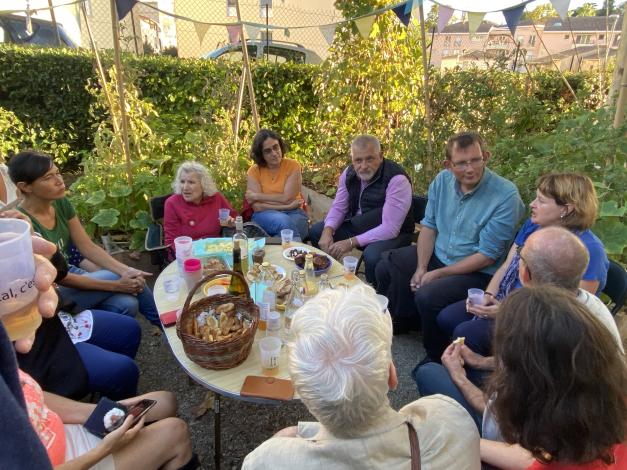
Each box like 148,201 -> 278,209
145,194 -> 172,271
603,259 -> 627,316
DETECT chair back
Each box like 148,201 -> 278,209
149,194 -> 172,222
604,259 -> 627,316
411,195 -> 428,243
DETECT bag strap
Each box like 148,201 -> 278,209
407,422 -> 421,470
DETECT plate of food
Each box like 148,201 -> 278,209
293,252 -> 332,275
202,277 -> 231,296
247,263 -> 287,283
283,246 -> 311,261
201,256 -> 230,277
272,277 -> 293,310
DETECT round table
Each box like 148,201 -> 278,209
153,241 -> 359,468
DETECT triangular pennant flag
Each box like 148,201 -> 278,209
355,15 -> 376,39
226,24 -> 240,44
550,0 -> 570,20
284,28 -> 290,38
115,0 -> 137,21
468,11 -> 485,35
437,5 -> 455,32
244,23 -> 260,40
392,3 -> 411,27
319,24 -> 336,45
503,4 -> 525,36
194,22 -> 210,45
405,0 -> 422,15
25,7 -> 33,34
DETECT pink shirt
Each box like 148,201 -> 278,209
164,193 -> 238,247
324,168 -> 412,246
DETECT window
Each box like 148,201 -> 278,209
471,34 -> 482,42
227,0 -> 236,17
564,34 -> 569,39
444,35 -> 451,47
260,0 -> 273,18
576,34 -> 591,44
454,36 -> 462,47
517,35 -> 524,44
217,45 -> 258,62
598,34 -> 604,40
528,35 -> 536,45
263,46 -> 306,64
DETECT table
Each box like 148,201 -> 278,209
153,241 -> 359,468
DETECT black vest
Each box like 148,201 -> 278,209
345,159 -> 414,234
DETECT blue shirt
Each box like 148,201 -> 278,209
421,168 -> 525,275
512,218 -> 609,294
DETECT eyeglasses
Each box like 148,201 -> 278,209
450,157 -> 484,169
262,144 -> 281,156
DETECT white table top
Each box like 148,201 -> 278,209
153,241 -> 359,402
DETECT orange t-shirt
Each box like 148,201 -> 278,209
527,444 -> 627,470
247,158 -> 304,205
19,369 -> 66,465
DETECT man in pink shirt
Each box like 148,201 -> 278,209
309,135 -> 413,284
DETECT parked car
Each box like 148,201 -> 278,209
203,40 -> 322,64
0,14 -> 76,48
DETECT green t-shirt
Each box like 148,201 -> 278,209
21,197 -> 76,260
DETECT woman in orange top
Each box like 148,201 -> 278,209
245,129 -> 309,240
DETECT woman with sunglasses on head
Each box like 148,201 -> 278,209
434,172 -> 608,359
245,129 -> 309,240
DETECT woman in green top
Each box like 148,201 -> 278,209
8,150 -> 160,325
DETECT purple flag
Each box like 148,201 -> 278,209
503,4 -> 525,35
392,3 -> 411,27
437,5 -> 454,33
227,24 -> 241,44
115,0 -> 137,21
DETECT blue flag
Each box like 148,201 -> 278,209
392,2 -> 411,27
503,4 -> 525,35
115,0 -> 137,21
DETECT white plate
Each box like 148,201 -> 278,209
247,264 -> 286,282
282,246 -> 311,260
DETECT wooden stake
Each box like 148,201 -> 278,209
418,2 -> 433,177
608,4 -> 627,109
235,0 -> 260,132
47,0 -> 62,46
110,0 -> 134,187
613,45 -> 627,129
234,68 -> 246,147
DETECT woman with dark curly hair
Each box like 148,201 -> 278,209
245,129 -> 309,239
481,285 -> 627,469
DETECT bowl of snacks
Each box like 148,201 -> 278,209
246,263 -> 286,283
293,252 -> 332,275
283,246 -> 311,261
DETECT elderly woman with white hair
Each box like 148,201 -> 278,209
242,284 -> 480,469
164,161 -> 237,249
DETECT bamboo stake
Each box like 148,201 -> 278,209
47,0 -> 62,46
234,68 -> 246,147
417,2 -> 433,177
235,0 -> 260,132
80,3 -> 120,135
110,0 -> 134,187
613,43 -> 627,129
607,4 -> 627,107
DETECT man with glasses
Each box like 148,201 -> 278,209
375,131 -> 524,362
309,135 -> 414,284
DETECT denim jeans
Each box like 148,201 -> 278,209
251,208 -> 309,240
75,309 -> 141,399
59,266 -> 160,325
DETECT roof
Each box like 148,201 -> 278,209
441,21 -> 495,34
543,15 -> 623,32
527,45 -> 618,64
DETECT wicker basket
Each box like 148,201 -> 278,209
176,270 -> 259,370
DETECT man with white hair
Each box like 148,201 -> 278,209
242,284 -> 480,469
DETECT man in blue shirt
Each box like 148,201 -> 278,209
375,131 -> 524,361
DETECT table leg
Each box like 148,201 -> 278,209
214,393 -> 221,469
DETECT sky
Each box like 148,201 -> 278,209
423,0 -> 605,23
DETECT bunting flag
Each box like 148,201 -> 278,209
284,28 -> 290,38
437,5 -> 455,32
392,3 -> 412,27
226,24 -> 240,44
319,24 -> 336,45
503,4 -> 525,35
404,0 -> 422,15
550,0 -> 570,20
355,15 -> 376,39
194,22 -> 210,44
467,11 -> 485,34
25,6 -> 33,34
244,23 -> 260,40
115,0 -> 137,21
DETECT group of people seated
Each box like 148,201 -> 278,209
0,126 -> 624,469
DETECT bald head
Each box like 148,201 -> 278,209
520,226 -> 589,291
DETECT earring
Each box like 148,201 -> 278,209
560,213 -> 565,218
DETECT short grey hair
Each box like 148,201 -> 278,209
522,226 -> 589,291
172,161 -> 217,197
288,284 -> 393,437
351,134 -> 381,154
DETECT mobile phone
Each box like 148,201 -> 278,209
126,399 -> 157,426
160,309 -> 179,327
84,397 -> 128,438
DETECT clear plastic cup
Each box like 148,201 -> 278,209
218,208 -> 230,224
280,229 -> 293,249
343,256 -> 359,280
259,336 -> 282,376
0,219 -> 41,341
174,236 -> 193,274
467,288 -> 486,306
163,274 -> 180,301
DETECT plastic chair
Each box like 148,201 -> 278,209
145,194 -> 172,270
603,259 -> 627,316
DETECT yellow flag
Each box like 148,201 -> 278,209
355,15 -> 376,39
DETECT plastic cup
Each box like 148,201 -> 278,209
343,256 -> 359,280
259,336 -> 282,376
183,258 -> 202,291
174,236 -> 193,274
280,229 -> 293,249
163,274 -> 180,300
375,294 -> 389,313
0,219 -> 42,341
218,208 -> 230,224
467,288 -> 486,306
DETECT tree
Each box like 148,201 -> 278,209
522,3 -> 558,22
596,0 -> 619,15
572,2 -> 598,16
